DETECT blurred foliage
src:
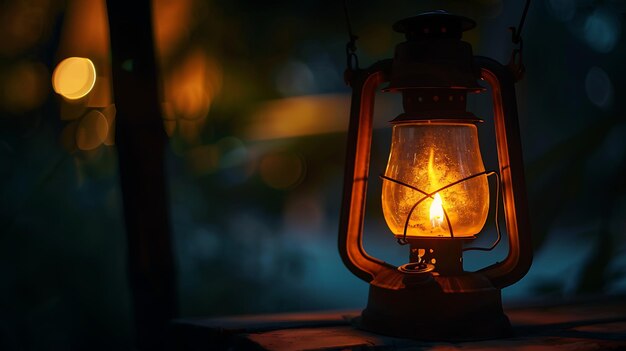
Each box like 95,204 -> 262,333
0,0 -> 625,349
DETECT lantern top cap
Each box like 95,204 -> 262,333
393,11 -> 476,40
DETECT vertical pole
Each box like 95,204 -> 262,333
106,1 -> 177,349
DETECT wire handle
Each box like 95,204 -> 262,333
507,0 -> 531,81
343,0 -> 359,74
380,170 -> 502,252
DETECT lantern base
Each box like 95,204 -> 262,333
357,273 -> 512,341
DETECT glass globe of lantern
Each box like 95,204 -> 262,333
382,121 -> 489,238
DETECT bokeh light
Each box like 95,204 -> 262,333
0,61 -> 48,113
152,0 -> 195,59
583,8 -> 621,53
259,151 -> 306,190
585,66 -> 613,109
56,0 -> 109,59
161,50 -> 222,143
0,1 -> 49,57
245,93 -> 401,141
167,50 -> 219,121
246,94 -> 350,141
52,57 -> 97,100
76,110 -> 108,150
59,104 -> 114,153
275,60 -> 316,96
217,137 -> 248,169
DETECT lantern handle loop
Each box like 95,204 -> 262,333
339,60 -> 404,289
474,56 -> 533,289
507,45 -> 525,82
343,0 -> 360,75
509,0 -> 531,45
463,171 -> 502,252
507,0 -> 531,81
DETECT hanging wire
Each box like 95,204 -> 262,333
463,172 -> 501,252
380,174 -> 455,245
380,170 -> 503,252
342,0 -> 359,71
400,172 -> 493,243
510,0 -> 531,45
508,0 -> 532,81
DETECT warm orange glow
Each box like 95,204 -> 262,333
52,57 -> 96,100
0,2 -> 52,57
161,49 -> 221,142
382,123 -> 489,238
152,0 -> 195,59
430,193 -> 444,228
56,0 -> 110,59
1,61 -> 48,113
260,151 -> 305,189
244,94 -> 400,141
168,50 -> 219,120
428,148 -> 444,228
245,95 -> 349,141
76,110 -> 108,150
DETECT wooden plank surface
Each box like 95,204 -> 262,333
174,295 -> 626,350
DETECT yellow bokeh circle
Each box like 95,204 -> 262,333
52,57 -> 96,100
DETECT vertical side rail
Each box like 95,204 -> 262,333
338,61 -> 398,285
474,56 -> 533,289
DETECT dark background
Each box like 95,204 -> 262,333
1,0 -> 625,349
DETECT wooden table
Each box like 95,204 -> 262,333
173,295 -> 626,350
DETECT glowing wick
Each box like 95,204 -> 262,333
430,192 -> 444,228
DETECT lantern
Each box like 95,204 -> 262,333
338,11 -> 532,340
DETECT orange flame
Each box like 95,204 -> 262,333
430,192 -> 444,228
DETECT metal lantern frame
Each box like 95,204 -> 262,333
338,12 -> 533,340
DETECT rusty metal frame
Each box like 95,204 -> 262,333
474,56 -> 533,288
338,59 -> 405,289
